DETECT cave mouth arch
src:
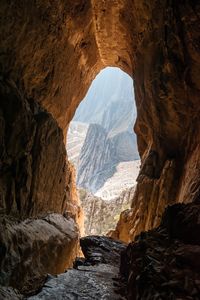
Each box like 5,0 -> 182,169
67,66 -> 140,236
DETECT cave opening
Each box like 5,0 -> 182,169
67,67 -> 140,237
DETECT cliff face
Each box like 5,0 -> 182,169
79,187 -> 135,236
77,123 -> 117,192
0,0 -> 200,294
68,121 -> 139,196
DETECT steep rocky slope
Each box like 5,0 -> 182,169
77,123 -> 117,192
68,121 -> 140,196
73,67 -> 136,131
79,186 -> 135,236
67,121 -> 89,166
96,160 -> 140,200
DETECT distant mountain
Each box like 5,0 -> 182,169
67,67 -> 140,199
67,121 -> 88,166
77,123 -> 117,192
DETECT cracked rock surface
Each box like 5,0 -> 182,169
29,236 -> 127,300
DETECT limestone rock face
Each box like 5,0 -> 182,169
79,187 -> 135,236
120,201 -> 200,299
0,214 -> 79,295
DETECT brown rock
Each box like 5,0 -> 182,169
65,163 -> 85,236
0,78 -> 69,217
0,78 -> 80,292
0,214 -> 79,295
120,202 -> 200,299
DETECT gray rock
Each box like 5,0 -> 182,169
29,236 -> 127,300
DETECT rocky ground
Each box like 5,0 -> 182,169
28,236 -> 127,300
1,202 -> 199,299
121,201 -> 200,299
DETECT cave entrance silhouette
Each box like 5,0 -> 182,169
67,67 -> 140,237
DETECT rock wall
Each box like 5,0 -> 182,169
0,78 -> 68,217
0,78 -> 79,292
127,0 -> 200,238
79,186 -> 135,236
120,201 -> 200,299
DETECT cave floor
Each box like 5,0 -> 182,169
28,236 -> 127,300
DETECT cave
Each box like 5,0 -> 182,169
0,1 -> 200,299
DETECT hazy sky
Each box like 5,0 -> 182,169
73,67 -> 136,125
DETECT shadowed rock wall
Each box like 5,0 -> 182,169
0,78 -> 68,217
0,78 -> 79,292
113,0 -> 200,241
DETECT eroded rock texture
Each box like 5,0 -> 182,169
0,214 -> 79,295
28,236 -> 127,300
128,0 -> 200,238
79,187 -> 135,236
0,78 -> 68,217
120,201 -> 200,299
0,78 -> 79,292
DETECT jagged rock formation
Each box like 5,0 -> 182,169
0,0 -> 200,296
28,236 -> 127,300
77,123 -> 116,192
79,186 -> 135,236
68,121 -> 139,196
120,201 -> 200,299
